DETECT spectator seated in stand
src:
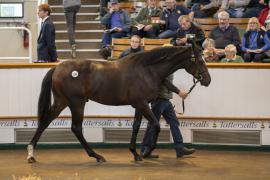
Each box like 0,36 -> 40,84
171,15 -> 205,47
221,44 -> 244,62
259,1 -> 270,28
264,20 -> 270,59
209,11 -> 241,59
214,0 -> 250,18
99,0 -> 131,60
131,0 -> 162,38
158,0 -> 194,39
242,17 -> 270,62
187,0 -> 221,18
242,0 -> 266,18
119,35 -> 143,58
202,38 -> 220,62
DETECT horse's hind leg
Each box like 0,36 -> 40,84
69,99 -> 106,163
136,103 -> 160,158
27,99 -> 67,163
129,108 -> 143,161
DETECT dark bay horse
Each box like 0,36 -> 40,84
27,43 -> 211,163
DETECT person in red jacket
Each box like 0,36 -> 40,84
259,1 -> 270,27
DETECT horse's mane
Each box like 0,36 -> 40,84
120,46 -> 192,66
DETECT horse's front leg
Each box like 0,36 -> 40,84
69,99 -> 106,163
129,108 -> 143,161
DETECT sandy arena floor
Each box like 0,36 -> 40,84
0,148 -> 269,180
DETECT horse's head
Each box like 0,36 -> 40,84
128,44 -> 211,87
184,41 -> 211,87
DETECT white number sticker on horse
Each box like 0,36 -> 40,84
71,70 -> 79,78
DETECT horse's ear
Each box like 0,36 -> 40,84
190,39 -> 202,61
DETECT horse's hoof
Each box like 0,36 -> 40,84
135,155 -> 143,161
142,148 -> 152,158
27,157 -> 36,163
96,156 -> 106,163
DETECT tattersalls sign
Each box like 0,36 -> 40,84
0,118 -> 269,145
0,118 -> 268,130
219,121 -> 258,129
0,120 -> 20,127
179,121 -> 209,128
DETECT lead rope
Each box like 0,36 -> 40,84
174,78 -> 199,115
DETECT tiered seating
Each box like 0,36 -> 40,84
118,2 -> 146,16
143,38 -> 171,51
119,2 -> 136,13
194,18 -> 249,37
111,38 -> 131,58
110,38 -> 171,59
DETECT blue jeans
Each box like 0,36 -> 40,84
101,31 -> 127,48
141,99 -> 184,155
158,30 -> 176,39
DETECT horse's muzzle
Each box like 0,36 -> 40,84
199,72 -> 211,87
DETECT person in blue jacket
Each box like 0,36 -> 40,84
242,17 -> 270,62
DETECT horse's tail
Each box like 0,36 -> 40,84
37,67 -> 55,126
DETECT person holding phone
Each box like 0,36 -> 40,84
172,15 -> 205,46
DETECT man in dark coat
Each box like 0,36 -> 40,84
37,3 -> 57,62
158,0 -> 194,38
208,11 -> 241,54
172,15 -> 205,46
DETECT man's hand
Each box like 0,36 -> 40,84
109,7 -> 114,13
115,27 -> 123,32
178,91 -> 188,100
247,49 -> 263,53
200,4 -> 205,10
255,49 -> 263,53
176,38 -> 187,45
261,26 -> 267,31
143,24 -> 153,31
159,20 -> 166,25
136,24 -> 145,30
215,48 -> 225,55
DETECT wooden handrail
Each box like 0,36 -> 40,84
1,62 -> 270,69
195,18 -> 249,24
0,62 -> 59,69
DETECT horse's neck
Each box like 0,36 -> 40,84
149,53 -> 187,80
